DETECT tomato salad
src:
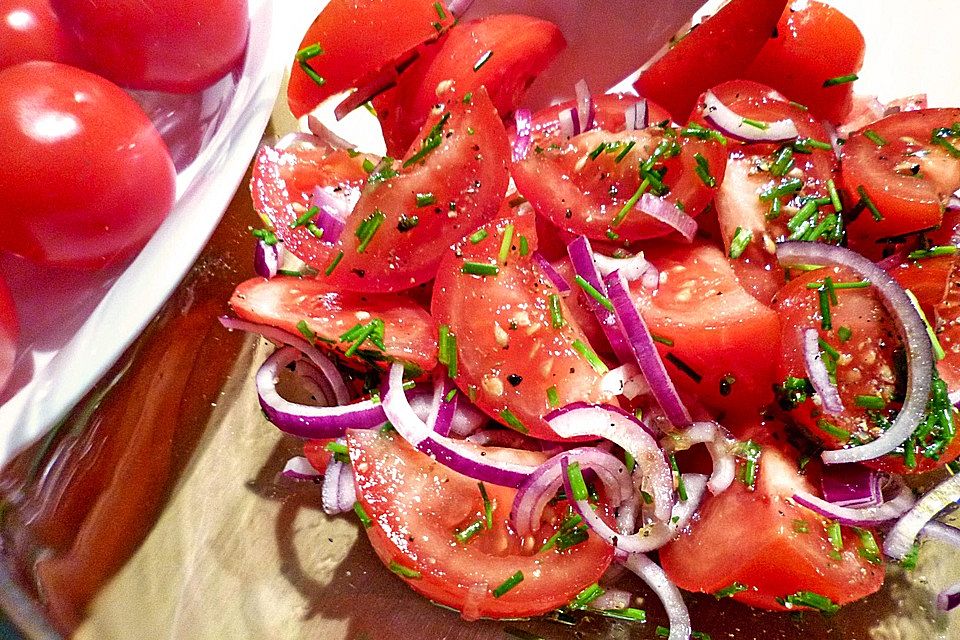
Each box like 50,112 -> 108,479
223,0 -> 960,637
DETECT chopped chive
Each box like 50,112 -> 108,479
539,512 -> 583,552
823,73 -> 858,87
492,570 -> 524,598
855,528 -> 882,564
615,140 -> 637,163
855,394 -> 886,410
478,482 -> 494,528
656,627 -> 669,638
714,582 -> 748,599
856,185 -> 883,221
574,275 -> 615,311
277,268 -> 305,277
670,454 -> 687,501
499,223 -> 515,264
794,137 -> 835,152
838,326 -> 852,342
473,50 -> 493,72
805,280 -> 869,290
605,229 -> 620,241
572,339 -> 608,374
499,408 -> 529,434
290,205 -> 319,229
693,152 -> 716,187
900,542 -> 921,570
433,0 -> 446,19
469,228 -> 488,244
826,178 -> 843,213
323,250 -> 344,276
742,117 -> 770,130
438,325 -> 458,378
361,157 -> 377,173
905,289 -> 946,360
549,293 -> 565,329
680,121 -> 727,144
789,100 -> 810,111
389,561 -> 421,579
787,199 -> 819,231
651,333 -> 674,347
462,92 -> 473,104
353,502 -> 372,528
908,245 -> 958,260
588,142 -> 608,160
760,177 -> 804,201
569,583 -> 605,610
355,209 -> 386,253
817,418 -> 850,440
802,214 -> 838,242
729,226 -> 753,259
666,353 -> 702,383
546,385 -> 560,408
461,261 -> 500,276
445,388 -> 457,402
932,129 -> 960,158
455,518 -> 484,544
612,178 -> 650,226
793,519 -> 810,534
777,591 -> 839,615
295,319 -> 315,342
597,608 -> 646,622
519,235 -> 530,257
296,43 -> 326,86
566,461 -> 588,501
555,526 -> 589,550
767,196 -> 783,220
251,227 -> 278,245
770,146 -> 795,177
325,441 -> 349,457
826,521 -> 843,552
415,192 -> 436,208
863,129 -> 887,146
403,112 -> 452,168
735,440 -> 762,489
818,288 -> 832,330
818,337 -> 840,361
343,319 -> 385,357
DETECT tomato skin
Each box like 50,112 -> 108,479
303,439 -> 333,474
323,86 -> 510,293
431,207 -> 616,440
229,276 -> 438,373
0,275 -> 17,392
375,14 -> 565,155
0,62 -> 175,268
744,1 -> 865,122
631,242 -> 781,417
660,421 -> 885,610
633,0 -> 788,121
287,0 -> 454,118
51,0 -> 249,93
0,0 -> 77,69
842,109 -> 960,243
348,428 -> 613,619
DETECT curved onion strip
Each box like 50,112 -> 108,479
601,363 -> 650,400
637,193 -> 698,241
281,456 -> 322,480
322,452 -> 357,515
510,447 -> 634,537
885,472 -> 960,559
802,327 -> 844,415
512,108 -> 533,162
702,90 -> 799,142
254,240 -> 280,279
444,0 -> 476,15
309,186 -> 350,244
575,79 -> 594,133
624,99 -> 648,131
593,251 -> 652,282
606,271 -> 693,427
220,316 -> 350,404
591,589 -> 633,610
382,364 -> 538,487
533,252 -> 571,293
792,477 -> 914,527
777,241 -> 934,464
547,403 -> 674,521
821,464 -> 882,508
664,421 -> 736,495
558,107 -> 580,138
620,553 -> 691,640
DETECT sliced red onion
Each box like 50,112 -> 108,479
620,553 -> 691,640
444,0 -> 475,15
425,374 -> 456,437
777,242 -> 934,464
465,428 -> 539,449
546,403 -> 674,522
532,252 -> 571,293
510,447 -> 634,537
257,347 -> 387,438
292,359 -> 336,405
305,113 -> 355,148
558,107 -> 581,138
590,588 -> 632,610
884,94 -> 927,115
802,327 -> 844,415
624,99 -> 648,131
601,364 -> 649,400
254,240 -> 280,279
281,456 -> 322,480
567,236 -> 634,363
309,186 -> 350,244
382,364 -> 539,487
449,398 -> 488,437
702,90 -> 799,143
821,464 -> 882,508
637,193 -> 698,242
885,472 -> 960,559
937,583 -> 960,612
575,79 -> 595,134
923,520 -> 960,547
605,271 -> 692,427
512,108 -> 533,162
593,251 -> 652,283
792,475 -> 914,527
219,316 -> 350,404
333,56 -> 406,121
663,421 -> 736,495
322,442 -> 357,515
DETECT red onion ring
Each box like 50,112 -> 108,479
512,108 -> 533,162
793,475 -> 914,527
254,240 -> 280,279
620,553 -> 691,640
322,440 -> 357,515
802,327 -> 844,415
777,241 -> 934,464
702,90 -> 799,143
575,79 -> 595,135
558,107 -> 580,138
885,472 -> 960,559
916,520 -> 960,611
821,464 -> 883,508
281,456 -> 322,480
624,99 -> 648,131
444,0 -> 475,15
637,193 -> 698,241
533,252 -> 571,293
590,588 -> 633,610
309,187 -> 350,244
663,421 -> 736,495
593,251 -> 653,284
601,364 -> 649,400
605,271 -> 693,427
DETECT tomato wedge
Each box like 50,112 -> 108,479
322,86 -> 510,293
660,420 -> 885,610
287,0 -> 454,118
230,276 -> 437,373
348,428 -> 613,618
431,206 -> 615,440
375,14 -> 565,156
842,109 -> 960,243
631,242 -> 781,417
633,0 -> 788,121
744,0 -> 865,122
519,94 -> 673,148
0,274 -> 17,391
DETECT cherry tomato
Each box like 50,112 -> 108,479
631,242 -> 782,417
745,1 -> 865,122
842,109 -> 960,243
375,14 -> 565,156
287,0 -> 454,118
660,420 -> 885,610
0,274 -> 18,392
431,206 -> 616,440
0,0 -> 76,69
50,0 -> 248,93
348,428 -> 613,618
773,265 -> 960,474
229,275 -> 437,373
633,0 -> 788,121
0,62 -> 175,268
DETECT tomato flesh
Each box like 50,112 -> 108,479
348,428 -> 613,619
0,275 -> 17,392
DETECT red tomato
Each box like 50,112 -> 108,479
287,0 -> 454,118
631,242 -> 781,417
774,266 -> 960,474
229,275 -> 437,373
323,86 -> 510,293
660,421 -> 885,610
347,428 -> 613,618
0,275 -> 17,391
632,0 -> 788,121
0,62 -> 175,268
303,438 -> 333,474
375,14 -> 565,155
512,122 -> 726,245
51,0 -> 248,93
431,207 -> 616,440
744,1 -> 865,122
0,0 -> 76,69
842,109 -> 960,243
